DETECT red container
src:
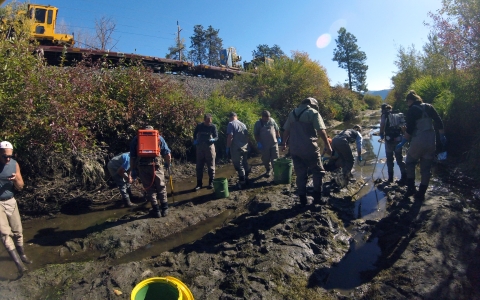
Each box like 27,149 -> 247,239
137,130 -> 159,157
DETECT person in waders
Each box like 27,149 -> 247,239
107,152 -> 137,207
226,112 -> 250,189
193,114 -> 218,190
130,126 -> 172,218
0,141 -> 31,276
254,110 -> 281,178
282,97 -> 332,206
331,125 -> 363,185
379,104 -> 407,185
396,90 -> 446,201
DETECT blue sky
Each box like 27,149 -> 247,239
6,0 -> 442,91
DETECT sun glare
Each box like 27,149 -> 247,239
316,34 -> 331,48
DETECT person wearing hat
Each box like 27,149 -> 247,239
254,110 -> 281,178
107,152 -> 136,207
331,125 -> 363,185
282,97 -> 332,206
396,90 -> 446,201
0,141 -> 31,275
193,113 -> 218,190
379,104 -> 407,185
130,126 -> 172,217
226,112 -> 250,189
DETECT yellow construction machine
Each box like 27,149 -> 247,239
1,3 -> 74,46
27,4 -> 74,46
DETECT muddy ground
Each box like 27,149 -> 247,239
0,112 -> 479,299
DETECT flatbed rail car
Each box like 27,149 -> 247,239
37,45 -> 193,73
37,45 -> 250,79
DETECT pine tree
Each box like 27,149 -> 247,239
205,26 -> 223,66
189,25 -> 207,65
333,27 -> 368,92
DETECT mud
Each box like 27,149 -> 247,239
0,111 -> 479,299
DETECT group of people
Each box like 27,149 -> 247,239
0,90 -> 446,276
380,90 -> 446,201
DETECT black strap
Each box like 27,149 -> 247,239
292,107 -> 309,121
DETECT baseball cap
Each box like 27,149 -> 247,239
0,141 -> 13,149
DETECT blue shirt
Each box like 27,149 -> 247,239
108,152 -> 130,171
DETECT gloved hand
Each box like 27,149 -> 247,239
380,134 -> 384,140
209,138 -> 216,143
193,139 -> 198,146
395,137 -> 408,150
164,162 -> 171,169
358,155 -> 363,162
440,134 -> 447,146
277,137 -> 282,145
226,147 -> 230,155
257,142 -> 263,150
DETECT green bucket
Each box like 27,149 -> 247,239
273,158 -> 293,184
131,276 -> 194,300
213,178 -> 229,198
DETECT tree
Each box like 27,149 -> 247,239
421,33 -> 452,77
189,25 -> 207,65
390,45 -> 422,110
205,25 -> 223,66
94,16 -> 116,50
166,22 -> 187,60
252,44 -> 285,60
428,0 -> 480,69
333,27 -> 368,92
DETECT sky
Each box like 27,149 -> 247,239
5,0 -> 443,91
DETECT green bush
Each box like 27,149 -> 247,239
363,94 -> 383,110
204,92 -> 264,157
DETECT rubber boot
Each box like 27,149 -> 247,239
8,249 -> 27,275
313,191 -> 326,205
207,178 -> 214,189
264,167 -> 271,178
194,180 -> 202,191
238,176 -> 246,189
405,179 -> 417,197
16,246 -> 32,264
160,202 -> 169,217
151,204 -> 162,218
124,196 -> 137,207
415,184 -> 428,201
396,173 -> 407,186
387,172 -> 394,183
299,195 -> 309,206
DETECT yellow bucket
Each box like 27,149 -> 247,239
131,276 -> 194,300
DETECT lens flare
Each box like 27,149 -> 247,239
316,34 -> 331,48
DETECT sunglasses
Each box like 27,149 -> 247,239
2,155 -> 13,159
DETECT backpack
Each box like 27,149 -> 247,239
384,111 -> 405,141
137,129 -> 160,157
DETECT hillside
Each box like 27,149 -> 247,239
367,89 -> 391,100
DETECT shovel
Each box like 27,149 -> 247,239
168,164 -> 175,203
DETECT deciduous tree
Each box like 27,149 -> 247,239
94,16 -> 116,50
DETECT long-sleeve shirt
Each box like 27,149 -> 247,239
193,123 -> 218,145
405,101 -> 444,136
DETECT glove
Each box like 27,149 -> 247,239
164,162 -> 171,169
277,137 -> 282,145
209,138 -> 216,143
380,134 -> 384,140
257,142 -> 263,150
395,137 -> 408,150
193,139 -> 198,146
440,134 -> 447,146
226,147 -> 230,155
358,156 -> 363,162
